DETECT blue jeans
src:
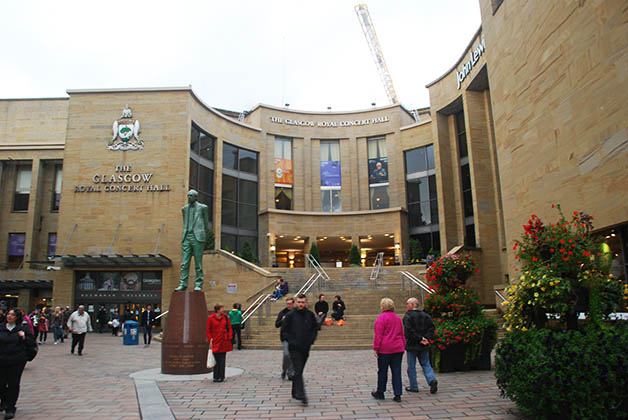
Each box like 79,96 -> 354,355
376,352 -> 403,396
406,348 -> 436,390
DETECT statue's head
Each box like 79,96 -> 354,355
187,189 -> 199,204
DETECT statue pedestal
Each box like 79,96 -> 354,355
161,291 -> 211,374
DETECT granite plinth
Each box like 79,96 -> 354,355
161,290 -> 211,374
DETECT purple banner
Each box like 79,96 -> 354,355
8,234 -> 25,256
320,161 -> 341,187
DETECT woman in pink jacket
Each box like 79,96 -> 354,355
372,298 -> 406,402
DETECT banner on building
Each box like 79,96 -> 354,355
320,161 -> 341,187
274,158 -> 293,186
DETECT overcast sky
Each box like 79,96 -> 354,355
1,0 -> 481,112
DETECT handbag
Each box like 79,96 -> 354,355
207,349 -> 216,368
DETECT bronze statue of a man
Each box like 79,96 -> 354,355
176,189 -> 210,291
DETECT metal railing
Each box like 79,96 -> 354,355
296,272 -> 322,296
242,293 -> 272,325
370,252 -> 384,281
400,271 -> 434,308
495,289 -> 507,303
307,254 -> 330,280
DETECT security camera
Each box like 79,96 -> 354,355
46,266 -> 61,271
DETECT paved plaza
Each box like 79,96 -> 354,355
15,334 -> 522,420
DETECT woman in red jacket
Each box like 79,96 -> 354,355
206,303 -> 233,382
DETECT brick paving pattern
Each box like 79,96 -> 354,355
14,334 -> 522,419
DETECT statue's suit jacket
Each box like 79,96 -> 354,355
181,202 -> 210,243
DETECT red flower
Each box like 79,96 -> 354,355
550,248 -> 554,253
532,257 -> 538,262
563,257 -> 569,261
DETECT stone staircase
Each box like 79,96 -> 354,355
241,266 -> 427,350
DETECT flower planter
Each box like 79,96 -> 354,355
432,332 -> 493,373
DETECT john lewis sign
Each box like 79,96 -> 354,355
456,38 -> 486,89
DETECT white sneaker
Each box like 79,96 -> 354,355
54,341 -> 58,345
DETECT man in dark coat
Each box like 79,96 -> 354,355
314,294 -> 329,328
275,297 -> 295,380
96,306 -> 108,333
140,305 -> 156,347
282,293 -> 318,405
403,297 -> 437,394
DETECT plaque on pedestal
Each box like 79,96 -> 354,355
161,291 -> 211,374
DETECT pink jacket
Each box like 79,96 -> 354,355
373,311 -> 406,354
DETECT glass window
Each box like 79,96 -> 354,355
239,149 -> 257,174
14,166 -> 31,212
238,236 -> 258,257
238,179 -> 257,205
221,200 -> 237,226
370,186 -> 389,210
190,126 -> 200,154
222,143 -> 238,170
465,224 -> 477,248
8,233 -> 26,269
189,159 -> 199,190
221,233 -> 237,253
275,187 -> 292,210
405,147 -> 426,174
368,138 -> 388,187
455,111 -> 468,159
51,165 -> 62,212
322,189 -> 341,212
430,199 -> 439,224
367,138 -> 386,159
199,166 -> 213,194
320,140 -> 340,161
47,233 -> 57,256
238,203 -> 257,230
406,179 -> 420,204
426,145 -> 435,170
275,137 -> 292,160
428,175 -> 437,197
222,175 -> 237,201
199,132 -> 214,161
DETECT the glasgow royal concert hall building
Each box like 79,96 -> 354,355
1,0 -> 627,316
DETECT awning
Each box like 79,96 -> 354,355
0,280 -> 53,290
61,254 -> 172,268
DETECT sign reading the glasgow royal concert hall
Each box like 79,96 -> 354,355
270,115 -> 390,127
456,38 -> 486,89
73,165 -> 171,193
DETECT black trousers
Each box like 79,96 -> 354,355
0,362 -> 26,410
143,326 -> 152,344
71,333 -> 86,354
231,324 -> 242,349
289,346 -> 310,400
213,352 -> 226,380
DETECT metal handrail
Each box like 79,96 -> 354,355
370,252 -> 384,281
400,271 -> 434,295
307,254 -> 330,281
242,293 -> 272,324
495,289 -> 507,302
296,272 -> 321,296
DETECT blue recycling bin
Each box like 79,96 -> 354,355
122,320 -> 139,345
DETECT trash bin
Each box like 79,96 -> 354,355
122,320 -> 139,345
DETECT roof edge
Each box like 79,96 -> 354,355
425,26 -> 483,88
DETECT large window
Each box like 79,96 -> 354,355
13,165 -> 31,212
8,233 -> 25,269
47,233 -> 57,256
320,140 -> 341,212
405,145 -> 440,255
455,111 -> 476,247
274,137 -> 293,210
51,164 -> 62,212
189,124 -> 215,224
222,142 -> 258,257
367,137 -> 389,209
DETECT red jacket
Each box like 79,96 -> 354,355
206,313 -> 233,353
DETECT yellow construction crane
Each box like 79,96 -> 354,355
354,3 -> 399,104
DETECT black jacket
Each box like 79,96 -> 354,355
0,323 -> 36,367
332,300 -> 345,316
140,310 -> 155,327
275,307 -> 291,342
283,308 -> 318,351
314,301 -> 329,315
403,309 -> 435,352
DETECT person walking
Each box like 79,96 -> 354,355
372,298 -> 406,402
51,307 -> 64,344
111,308 -> 121,336
96,306 -> 108,334
228,303 -> 242,350
67,305 -> 92,356
206,303 -> 233,382
283,293 -> 318,405
140,305 -> 155,347
0,308 -> 37,419
62,306 -> 71,339
314,294 -> 329,328
37,313 -> 48,345
403,297 -> 438,394
275,297 -> 295,380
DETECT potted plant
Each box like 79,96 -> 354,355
424,253 -> 497,372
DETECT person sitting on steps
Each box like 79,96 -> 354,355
271,278 -> 289,301
331,295 -> 346,321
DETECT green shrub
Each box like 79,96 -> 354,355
309,243 -> 321,264
205,229 -> 215,250
241,241 -> 256,264
495,324 -> 628,419
349,244 -> 361,266
409,239 -> 423,264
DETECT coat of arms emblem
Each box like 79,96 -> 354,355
107,105 -> 143,151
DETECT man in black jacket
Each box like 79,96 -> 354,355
140,305 -> 156,347
403,297 -> 438,394
275,297 -> 295,380
314,294 -> 329,328
283,293 -> 318,405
